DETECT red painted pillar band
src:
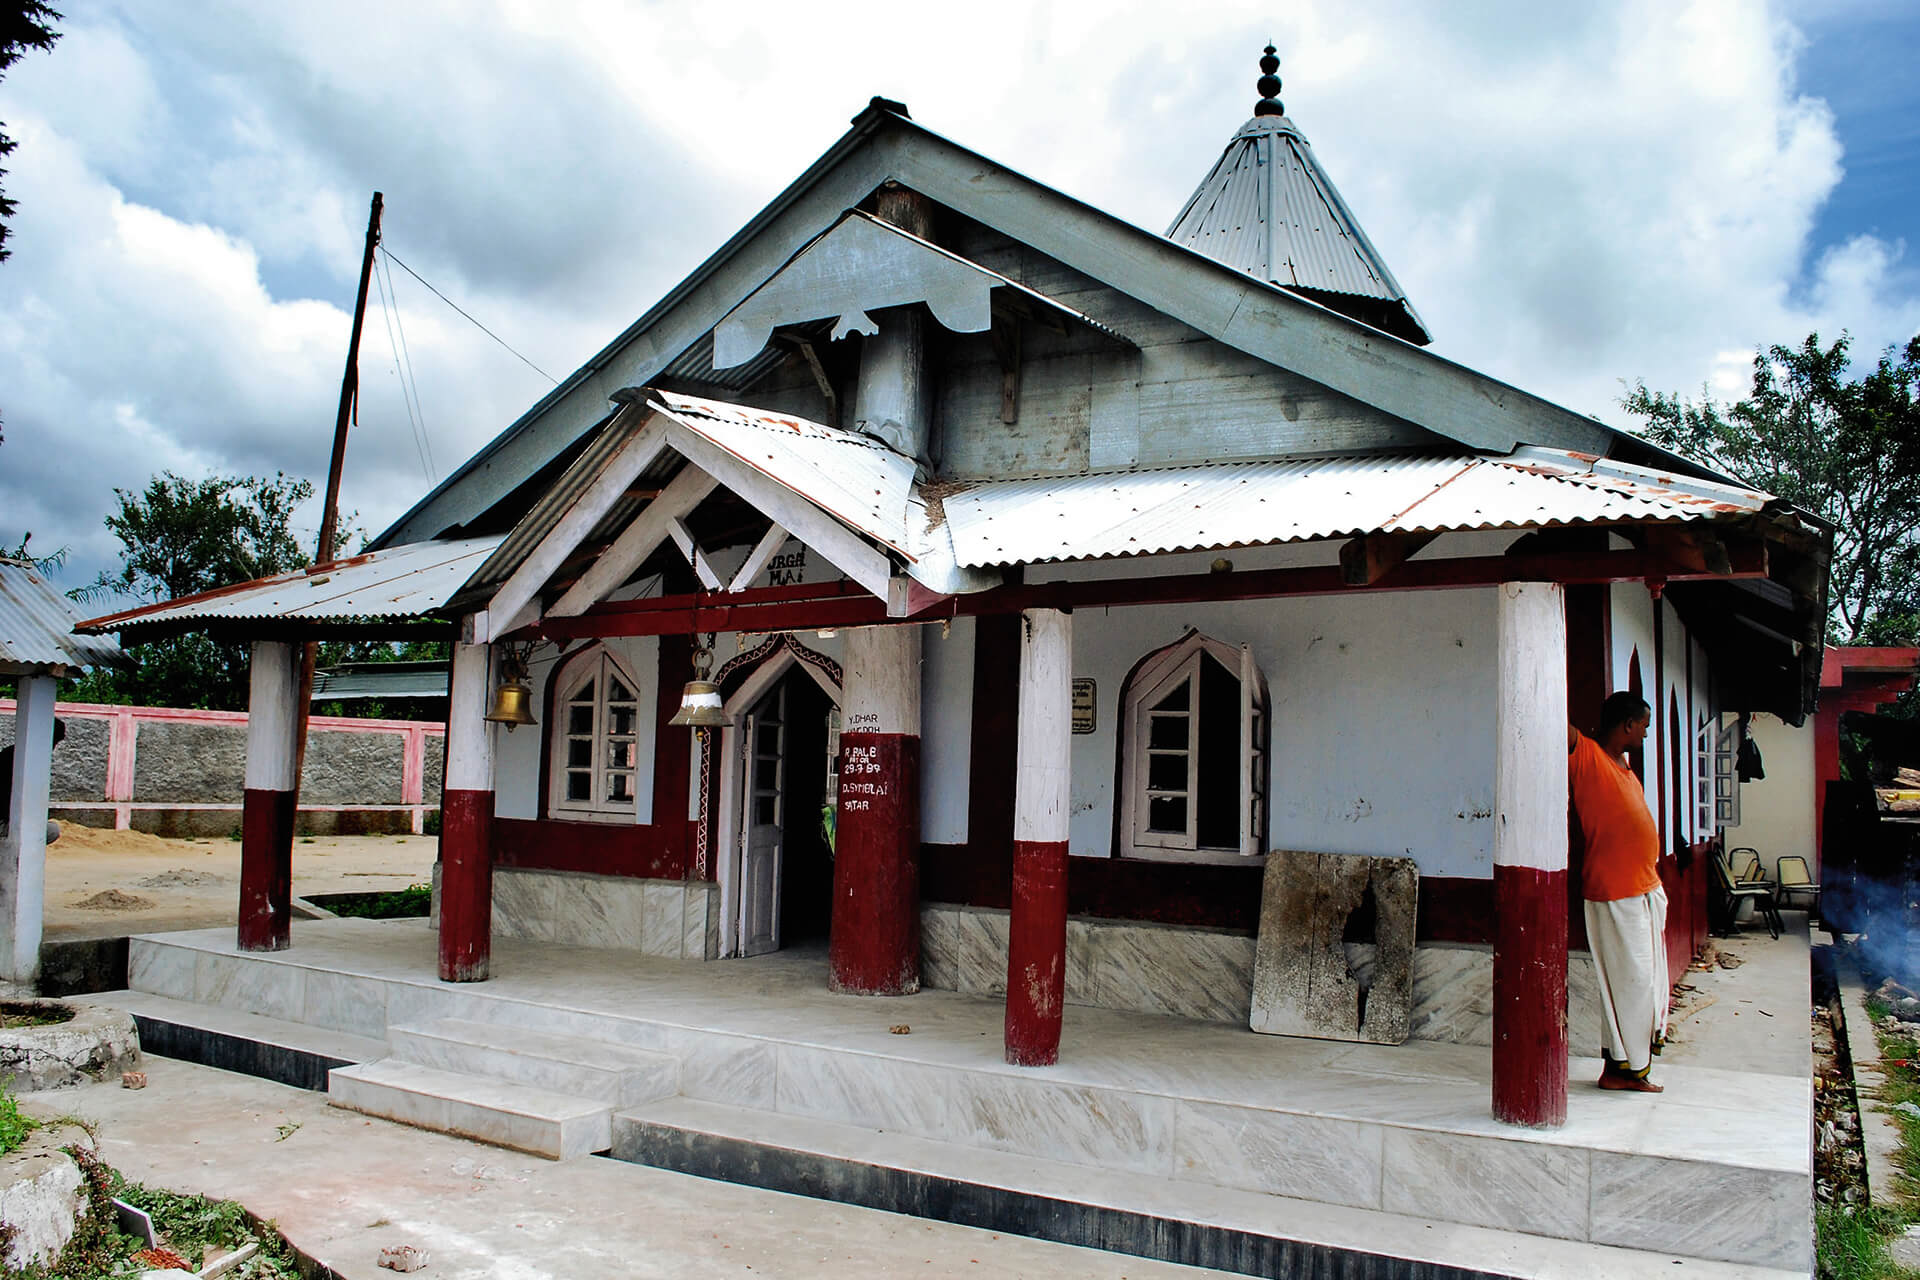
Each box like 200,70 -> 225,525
238,788 -> 297,950
439,788 -> 495,982
1004,839 -> 1068,1065
828,732 -> 922,995
1492,864 -> 1569,1126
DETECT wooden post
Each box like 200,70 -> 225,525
852,185 -> 935,464
1,674 -> 58,982
828,625 -> 921,995
239,642 -> 300,952
1005,608 -> 1072,1066
439,640 -> 495,982
1492,582 -> 1570,1126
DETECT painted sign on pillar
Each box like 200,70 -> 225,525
829,625 -> 921,995
239,641 -> 300,952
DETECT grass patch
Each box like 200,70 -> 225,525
316,883 -> 431,919
1820,1205 -> 1920,1280
0,1077 -> 38,1156
0,1001 -> 74,1029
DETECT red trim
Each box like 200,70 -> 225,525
439,788 -> 494,982
1491,863 -> 1568,1127
492,816 -> 689,879
540,550 -> 1768,641
237,788 -> 296,952
828,732 -> 921,995
652,635 -> 696,868
1005,838 -> 1069,1067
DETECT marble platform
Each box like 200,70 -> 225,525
921,903 -> 1605,1047
111,920 -> 1810,1275
434,867 -> 719,960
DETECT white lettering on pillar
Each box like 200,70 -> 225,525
243,641 -> 300,792
1014,609 -> 1072,844
843,627 -> 920,737
1495,582 -> 1569,873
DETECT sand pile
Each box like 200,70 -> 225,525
50,823 -> 194,855
72,889 -> 157,911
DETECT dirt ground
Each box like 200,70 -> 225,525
41,823 -> 438,940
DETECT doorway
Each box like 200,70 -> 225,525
729,665 -> 836,956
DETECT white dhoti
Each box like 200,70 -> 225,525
1584,885 -> 1669,1076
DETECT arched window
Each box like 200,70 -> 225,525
1118,631 -> 1269,862
548,646 -> 644,821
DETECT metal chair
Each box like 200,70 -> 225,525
1775,854 -> 1820,913
1713,852 -> 1782,939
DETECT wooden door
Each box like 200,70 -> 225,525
738,682 -> 787,956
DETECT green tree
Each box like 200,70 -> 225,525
1624,332 -> 1920,645
66,473 -> 336,710
0,0 -> 58,266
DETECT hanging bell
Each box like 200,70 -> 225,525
668,678 -> 731,728
485,676 -> 536,729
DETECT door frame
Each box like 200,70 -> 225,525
715,648 -> 841,958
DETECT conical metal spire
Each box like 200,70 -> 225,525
1167,46 -> 1431,346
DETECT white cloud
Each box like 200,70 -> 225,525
0,0 -> 1914,593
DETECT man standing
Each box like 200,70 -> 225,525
1568,692 -> 1667,1093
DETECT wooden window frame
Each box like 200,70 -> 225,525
546,645 -> 646,823
1117,631 -> 1269,864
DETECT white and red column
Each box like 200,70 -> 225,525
1,673 -> 58,982
1492,581 -> 1570,1126
828,625 -> 921,995
1005,608 -> 1071,1066
239,641 -> 300,952
439,639 -> 495,982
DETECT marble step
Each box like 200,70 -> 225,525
387,1018 -> 679,1107
611,1097 -> 1798,1280
329,1059 -> 612,1160
77,989 -> 387,1091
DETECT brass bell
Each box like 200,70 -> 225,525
668,678 -> 731,728
485,676 -> 536,729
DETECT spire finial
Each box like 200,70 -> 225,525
1254,42 -> 1284,117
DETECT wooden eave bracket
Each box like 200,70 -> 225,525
1340,531 -> 1438,586
991,314 -> 1022,425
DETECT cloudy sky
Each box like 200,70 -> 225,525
1,0 -> 1915,597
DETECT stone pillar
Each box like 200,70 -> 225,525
828,625 -> 921,995
1492,581 -> 1570,1127
439,640 -> 495,982
1,674 -> 58,983
1005,608 -> 1072,1066
238,641 -> 300,951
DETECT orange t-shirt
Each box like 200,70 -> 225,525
1568,733 -> 1661,902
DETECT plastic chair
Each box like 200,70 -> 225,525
1775,855 -> 1820,912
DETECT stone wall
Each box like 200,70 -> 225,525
437,865 -> 719,961
919,902 -> 1603,1047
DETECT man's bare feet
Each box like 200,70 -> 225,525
1598,1072 -> 1663,1092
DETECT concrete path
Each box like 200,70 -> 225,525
26,1057 -> 1239,1280
1661,908 -> 1811,1078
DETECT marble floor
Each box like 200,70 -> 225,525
119,917 -> 1813,1271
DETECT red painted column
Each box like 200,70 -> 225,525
239,641 -> 300,952
1492,582 -> 1569,1127
829,625 -> 922,995
1005,608 -> 1072,1066
439,640 -> 495,982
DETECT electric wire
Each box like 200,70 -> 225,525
380,245 -> 557,385
373,247 -> 434,483
380,247 -> 437,478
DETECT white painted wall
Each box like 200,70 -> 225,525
919,617 -> 974,845
1724,712 -> 1815,877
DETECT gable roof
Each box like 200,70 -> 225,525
1168,114 -> 1430,346
372,100 -> 1708,551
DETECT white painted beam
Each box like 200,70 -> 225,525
1494,582 -> 1569,872
727,522 -> 790,594
667,517 -> 723,590
1014,609 -> 1072,845
549,463 -> 719,617
1,674 -> 57,982
477,410 -> 669,642
244,642 -> 301,793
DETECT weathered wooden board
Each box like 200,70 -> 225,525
1250,849 -> 1418,1044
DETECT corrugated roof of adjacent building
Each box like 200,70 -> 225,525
1167,114 -> 1430,345
0,563 -> 125,673
76,536 -> 504,637
937,447 -> 1774,568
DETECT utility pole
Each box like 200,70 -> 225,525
293,191 -> 384,792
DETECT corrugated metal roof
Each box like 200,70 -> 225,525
938,449 -> 1775,568
1167,115 -> 1430,344
0,563 -> 124,672
76,537 -> 504,636
650,389 -> 919,559
313,662 -> 450,701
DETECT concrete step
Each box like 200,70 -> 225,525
329,1059 -> 612,1160
76,990 -> 387,1091
388,1018 -> 679,1107
611,1098 -> 1801,1280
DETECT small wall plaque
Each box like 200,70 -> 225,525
1071,678 -> 1096,734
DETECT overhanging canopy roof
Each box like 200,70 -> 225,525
0,562 -> 124,675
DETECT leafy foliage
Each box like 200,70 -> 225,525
319,883 -> 432,919
1624,333 -> 1920,645
0,1075 -> 37,1155
0,1 -> 59,267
